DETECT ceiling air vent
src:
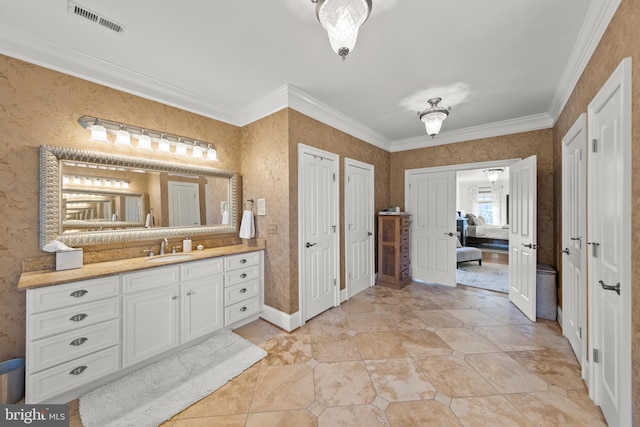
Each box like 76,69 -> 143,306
67,1 -> 125,33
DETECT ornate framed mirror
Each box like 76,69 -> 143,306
39,145 -> 238,248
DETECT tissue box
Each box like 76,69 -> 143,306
56,249 -> 83,271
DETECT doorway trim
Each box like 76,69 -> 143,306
297,143 -> 340,326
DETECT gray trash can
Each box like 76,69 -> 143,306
0,358 -> 25,404
536,263 -> 558,320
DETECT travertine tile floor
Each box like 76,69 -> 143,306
70,282 -> 608,426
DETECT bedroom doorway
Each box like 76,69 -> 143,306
455,166 -> 510,294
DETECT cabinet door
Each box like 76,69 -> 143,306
183,275 -> 224,342
123,284 -> 181,368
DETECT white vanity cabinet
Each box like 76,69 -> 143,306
24,248 -> 263,404
122,259 -> 224,368
26,275 -> 121,404
224,252 -> 261,325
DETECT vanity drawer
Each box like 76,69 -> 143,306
29,298 -> 120,340
224,279 -> 259,306
27,276 -> 120,314
224,296 -> 259,325
182,258 -> 223,280
122,265 -> 179,293
224,252 -> 260,271
28,319 -> 120,373
225,265 -> 260,287
27,345 -> 120,404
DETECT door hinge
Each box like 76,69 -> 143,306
579,327 -> 582,339
333,173 -> 336,182
332,225 -> 336,233
592,138 -> 598,153
593,348 -> 599,363
347,176 -> 350,183
348,272 -> 352,280
334,278 -> 337,287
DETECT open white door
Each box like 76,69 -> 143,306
299,145 -> 339,322
561,114 -> 587,369
508,156 -> 537,321
345,158 -> 374,299
587,57 -> 632,427
408,170 -> 456,286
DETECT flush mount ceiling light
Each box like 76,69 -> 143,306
484,168 -> 505,183
312,0 -> 372,61
417,97 -> 451,138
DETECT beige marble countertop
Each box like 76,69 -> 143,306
18,242 -> 265,290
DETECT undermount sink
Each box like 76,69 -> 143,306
145,254 -> 194,263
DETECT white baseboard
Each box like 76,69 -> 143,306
260,304 -> 301,332
557,306 -> 563,328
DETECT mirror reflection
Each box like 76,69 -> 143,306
61,161 -> 231,233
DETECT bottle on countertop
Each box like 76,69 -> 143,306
183,236 -> 192,253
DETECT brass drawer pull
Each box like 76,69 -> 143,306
70,290 -> 88,298
239,288 -> 247,293
240,273 -> 247,279
240,307 -> 247,312
239,259 -> 247,264
69,313 -> 88,322
69,337 -> 88,346
69,366 -> 87,375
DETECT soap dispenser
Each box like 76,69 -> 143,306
183,236 -> 192,253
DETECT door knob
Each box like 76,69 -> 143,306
305,242 -> 317,248
522,243 -> 537,249
570,237 -> 582,241
599,280 -> 620,295
368,232 -> 373,236
444,232 -> 454,236
561,248 -> 570,255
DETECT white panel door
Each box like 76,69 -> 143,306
561,114 -> 587,367
345,158 -> 374,298
300,146 -> 338,321
588,58 -> 631,427
168,181 -> 201,227
508,156 -> 537,321
408,171 -> 456,286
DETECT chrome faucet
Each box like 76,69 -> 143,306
160,238 -> 168,255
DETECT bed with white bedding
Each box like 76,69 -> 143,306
466,224 -> 509,246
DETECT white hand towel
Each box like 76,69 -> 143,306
239,210 -> 255,239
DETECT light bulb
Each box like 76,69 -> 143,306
115,125 -> 131,146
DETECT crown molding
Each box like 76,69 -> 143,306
390,113 -> 554,153
547,0 -> 621,123
286,85 -> 391,151
0,24 -> 239,126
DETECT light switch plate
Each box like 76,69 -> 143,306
257,198 -> 266,216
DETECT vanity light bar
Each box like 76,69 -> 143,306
77,116 -> 218,161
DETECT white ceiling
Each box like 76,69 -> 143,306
0,0 -> 617,152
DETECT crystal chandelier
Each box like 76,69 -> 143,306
417,98 -> 451,138
312,0 -> 372,61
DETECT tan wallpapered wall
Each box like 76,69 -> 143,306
0,55 -> 242,361
551,0 -> 640,422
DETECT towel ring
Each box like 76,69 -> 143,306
245,199 -> 254,211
